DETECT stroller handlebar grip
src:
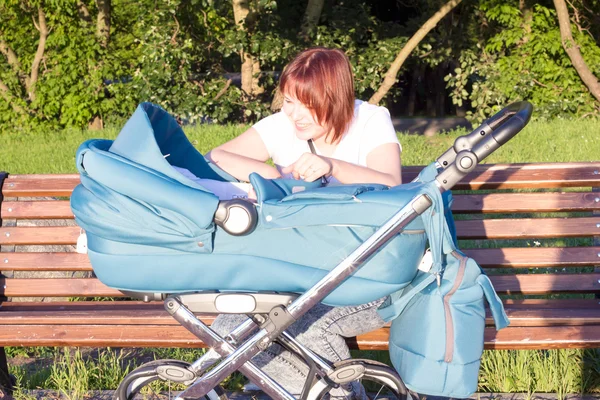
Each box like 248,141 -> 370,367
435,101 -> 533,191
436,101 -> 533,170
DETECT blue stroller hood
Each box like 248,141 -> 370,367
71,102 -> 432,306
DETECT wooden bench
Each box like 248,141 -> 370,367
1,162 -> 600,390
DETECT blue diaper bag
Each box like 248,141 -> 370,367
378,171 -> 510,398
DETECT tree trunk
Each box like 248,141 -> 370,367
300,0 -> 325,40
77,0 -> 92,23
0,78 -> 25,114
28,7 -> 49,102
553,0 -> 600,105
96,0 -> 111,47
232,0 -> 263,98
369,0 -> 462,105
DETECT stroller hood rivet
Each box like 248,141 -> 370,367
266,215 -> 273,222
198,241 -> 204,247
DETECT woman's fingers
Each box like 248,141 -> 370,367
282,153 -> 331,182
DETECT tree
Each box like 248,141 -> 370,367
232,0 -> 264,98
553,0 -> 600,105
0,4 -> 48,114
368,0 -> 462,105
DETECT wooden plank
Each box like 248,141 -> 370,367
0,305 -> 214,326
3,193 -> 598,220
0,253 -> 91,271
489,273 -> 600,295
1,278 -> 123,297
452,192 -> 600,213
1,300 -> 598,327
1,217 -> 599,245
483,326 -> 600,350
1,201 -> 73,219
4,163 -> 600,198
353,326 -> 600,350
402,162 -> 600,190
2,273 -> 599,298
2,248 -> 600,272
456,217 -> 600,239
464,247 -> 600,268
0,227 -> 79,245
1,324 -> 598,349
3,175 -> 79,197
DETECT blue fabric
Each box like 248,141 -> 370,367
378,175 -> 510,398
70,102 -> 431,306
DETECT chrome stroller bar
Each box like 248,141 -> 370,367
172,101 -> 534,400
167,297 -> 297,400
174,194 -> 434,400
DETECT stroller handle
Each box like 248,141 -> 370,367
434,101 -> 533,192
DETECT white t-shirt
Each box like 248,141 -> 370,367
253,100 -> 400,183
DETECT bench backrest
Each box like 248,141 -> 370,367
1,163 -> 600,300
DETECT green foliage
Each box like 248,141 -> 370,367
1,0 -> 600,131
446,0 -> 600,121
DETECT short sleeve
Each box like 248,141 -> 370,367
253,112 -> 289,159
360,107 -> 401,159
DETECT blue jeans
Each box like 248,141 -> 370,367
211,297 -> 387,398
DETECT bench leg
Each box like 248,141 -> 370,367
0,347 -> 13,395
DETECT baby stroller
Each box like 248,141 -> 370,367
70,101 -> 532,400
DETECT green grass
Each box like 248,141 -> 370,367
1,119 -> 598,173
2,118 -> 600,397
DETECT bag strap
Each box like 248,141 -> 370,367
377,272 -> 437,321
477,274 -> 510,330
377,181 -> 452,322
307,140 -> 328,185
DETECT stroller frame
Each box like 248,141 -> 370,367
114,102 -> 533,400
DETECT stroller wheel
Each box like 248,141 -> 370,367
307,359 -> 411,400
114,359 -> 227,400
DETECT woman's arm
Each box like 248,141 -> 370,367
331,142 -> 402,186
282,143 -> 402,186
206,127 -> 281,182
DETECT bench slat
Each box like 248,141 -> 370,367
3,175 -> 79,197
490,273 -> 600,294
2,201 -> 74,219
4,192 -> 599,220
0,253 -> 90,271
3,274 -> 600,297
1,300 -> 598,326
464,247 -> 600,268
0,324 -> 598,350
452,192 -> 600,213
2,217 -> 598,245
456,217 -> 600,239
4,163 -> 600,197
2,278 -> 123,297
3,247 -> 600,271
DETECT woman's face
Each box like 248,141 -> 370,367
282,93 -> 328,141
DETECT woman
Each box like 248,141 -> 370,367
208,47 -> 402,398
208,47 -> 401,188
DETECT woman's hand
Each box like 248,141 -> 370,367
282,153 -> 333,182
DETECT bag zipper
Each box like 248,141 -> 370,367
443,251 -> 467,363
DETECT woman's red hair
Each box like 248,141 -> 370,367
279,47 -> 355,144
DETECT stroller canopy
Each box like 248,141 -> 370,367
71,103 -> 431,306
